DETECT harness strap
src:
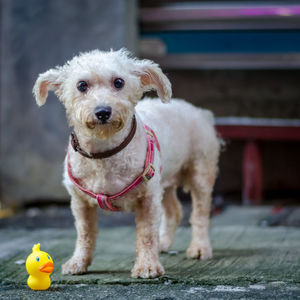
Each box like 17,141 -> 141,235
67,124 -> 160,212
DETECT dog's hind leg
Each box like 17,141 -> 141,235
159,186 -> 183,252
62,193 -> 98,275
186,158 -> 217,260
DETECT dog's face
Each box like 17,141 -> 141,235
33,49 -> 171,139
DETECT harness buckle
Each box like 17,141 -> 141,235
96,194 -> 108,209
145,129 -> 154,138
142,163 -> 156,182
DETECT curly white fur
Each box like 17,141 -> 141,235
33,49 -> 220,279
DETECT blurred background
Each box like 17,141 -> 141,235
0,0 -> 300,225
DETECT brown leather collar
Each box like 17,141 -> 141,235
71,115 -> 137,159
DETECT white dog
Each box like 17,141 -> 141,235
33,49 -> 220,279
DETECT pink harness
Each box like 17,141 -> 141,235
67,124 -> 160,212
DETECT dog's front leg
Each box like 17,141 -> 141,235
62,194 -> 98,275
131,192 -> 165,279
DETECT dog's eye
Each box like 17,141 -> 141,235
113,78 -> 124,89
77,81 -> 88,92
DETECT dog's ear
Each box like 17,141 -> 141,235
33,68 -> 62,106
135,59 -> 172,103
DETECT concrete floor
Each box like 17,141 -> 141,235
0,206 -> 299,299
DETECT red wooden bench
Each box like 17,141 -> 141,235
215,118 -> 300,205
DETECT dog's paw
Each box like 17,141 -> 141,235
186,243 -> 213,260
61,256 -> 90,275
131,260 -> 165,279
159,236 -> 173,253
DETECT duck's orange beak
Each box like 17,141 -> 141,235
40,261 -> 54,273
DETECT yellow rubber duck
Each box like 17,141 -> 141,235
26,243 -> 54,290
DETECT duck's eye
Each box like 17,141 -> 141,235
47,255 -> 50,260
113,78 -> 124,89
77,81 -> 88,92
36,257 -> 40,262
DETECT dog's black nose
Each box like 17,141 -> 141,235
94,106 -> 112,123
